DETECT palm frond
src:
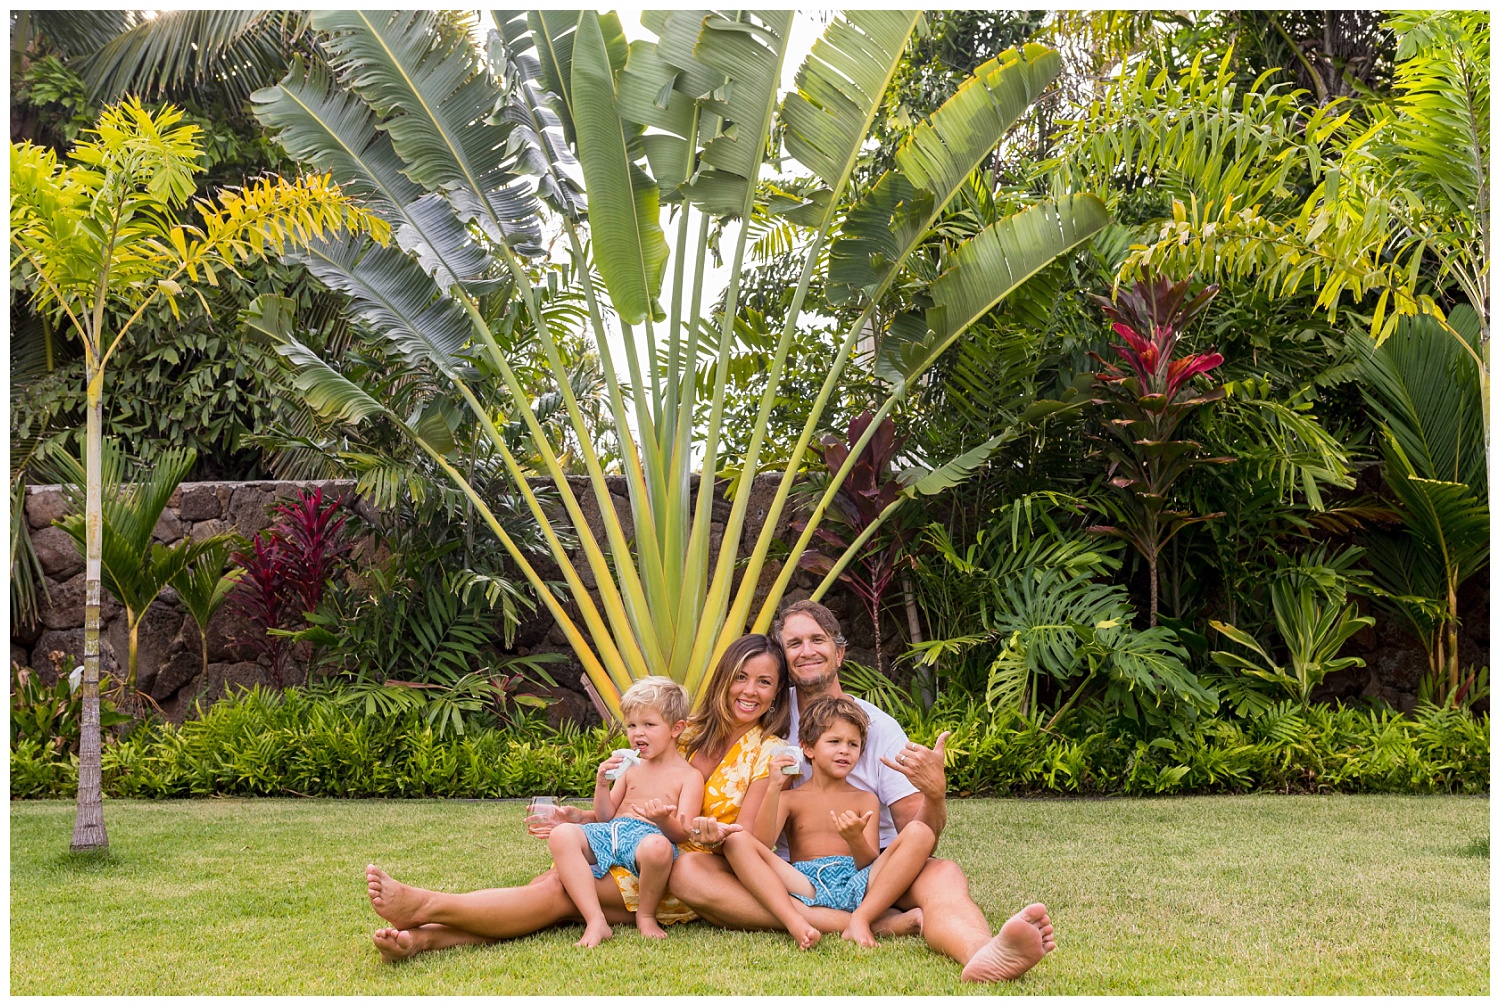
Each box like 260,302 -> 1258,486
19,10 -> 141,60
1358,306 -> 1485,493
309,10 -> 544,256
79,11 -> 300,105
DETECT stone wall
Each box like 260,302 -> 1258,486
14,477 -> 1485,723
13,475 -> 818,725
17,480 -> 359,721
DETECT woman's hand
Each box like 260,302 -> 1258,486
629,798 -> 678,828
686,816 -> 743,847
831,808 -> 874,846
525,802 -> 584,840
879,731 -> 951,800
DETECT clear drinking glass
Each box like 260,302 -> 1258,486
525,795 -> 558,839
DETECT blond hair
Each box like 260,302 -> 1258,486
620,676 -> 689,724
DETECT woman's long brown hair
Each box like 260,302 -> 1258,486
681,634 -> 789,762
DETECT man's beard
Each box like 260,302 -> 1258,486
790,660 -> 837,695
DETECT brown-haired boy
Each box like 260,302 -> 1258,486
723,694 -> 937,948
547,676 -> 702,946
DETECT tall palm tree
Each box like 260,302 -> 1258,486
9,98 -> 384,851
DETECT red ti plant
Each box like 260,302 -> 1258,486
229,488 -> 353,687
272,487 -> 351,618
792,412 -> 918,674
1087,274 -> 1233,626
229,530 -> 293,687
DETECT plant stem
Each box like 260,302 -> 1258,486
1044,675 -> 1093,732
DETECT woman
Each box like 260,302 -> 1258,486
365,634 -> 790,960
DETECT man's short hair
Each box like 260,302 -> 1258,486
770,599 -> 847,649
798,693 -> 869,750
620,675 -> 689,724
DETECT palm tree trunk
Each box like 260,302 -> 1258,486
1447,578 -> 1461,702
901,573 -> 932,705
200,622 -> 210,682
128,615 -> 140,694
71,383 -> 108,852
901,574 -> 923,645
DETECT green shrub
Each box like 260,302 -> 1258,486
11,687 -> 611,799
903,700 -> 1489,796
9,686 -> 1488,799
11,663 -> 131,756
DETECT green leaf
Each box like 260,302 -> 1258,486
309,10 -> 543,254
828,43 -> 1064,303
251,59 -> 490,290
79,10 -> 296,105
881,196 -> 1110,389
570,11 -> 668,324
1358,307 -> 1485,494
616,40 -> 697,137
680,11 -> 794,214
292,235 -> 473,378
272,334 -> 391,426
779,11 -> 919,187
902,430 -> 1015,496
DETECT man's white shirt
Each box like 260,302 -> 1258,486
781,689 -> 919,855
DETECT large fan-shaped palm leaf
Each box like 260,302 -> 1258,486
255,10 -> 1109,719
77,11 -> 305,105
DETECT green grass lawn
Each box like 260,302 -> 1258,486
10,795 -> 1488,995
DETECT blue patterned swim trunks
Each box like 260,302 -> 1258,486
789,854 -> 871,912
581,818 -> 676,879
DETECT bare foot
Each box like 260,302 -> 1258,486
576,919 -> 614,948
636,914 -> 668,940
842,916 -> 878,948
789,920 -> 821,950
372,927 -> 417,963
960,903 -> 1054,983
874,907 -> 923,938
366,865 -> 430,930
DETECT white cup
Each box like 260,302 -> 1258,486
605,748 -> 640,780
769,743 -> 803,775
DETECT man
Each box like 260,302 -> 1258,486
669,600 -> 1056,982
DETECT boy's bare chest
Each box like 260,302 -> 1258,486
617,764 -> 682,804
784,787 -> 873,857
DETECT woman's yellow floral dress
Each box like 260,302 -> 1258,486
609,724 -> 783,924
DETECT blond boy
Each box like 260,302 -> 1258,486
547,676 -> 703,945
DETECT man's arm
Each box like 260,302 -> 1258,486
889,789 -> 946,842
882,731 -> 951,842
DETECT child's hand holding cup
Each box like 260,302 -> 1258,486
768,743 -> 803,782
604,747 -> 640,781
